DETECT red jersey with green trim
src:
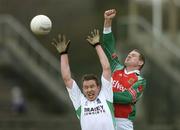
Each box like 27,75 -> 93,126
112,68 -> 145,120
103,31 -> 146,121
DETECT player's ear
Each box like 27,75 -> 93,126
97,85 -> 101,89
138,60 -> 143,66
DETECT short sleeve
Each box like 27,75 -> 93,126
101,75 -> 113,102
66,80 -> 83,110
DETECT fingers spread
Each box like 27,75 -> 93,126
62,34 -> 66,42
86,39 -> 91,43
52,38 -> 58,46
96,29 -> 99,35
51,41 -> 57,47
58,34 -> 62,42
66,40 -> 71,46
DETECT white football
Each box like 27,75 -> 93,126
30,15 -> 52,35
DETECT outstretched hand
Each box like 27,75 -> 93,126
104,9 -> 116,19
51,34 -> 70,54
86,29 -> 100,47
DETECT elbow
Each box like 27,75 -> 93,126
61,73 -> 71,83
104,65 -> 111,73
62,76 -> 72,87
62,75 -> 70,83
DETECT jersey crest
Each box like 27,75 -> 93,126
128,78 -> 135,85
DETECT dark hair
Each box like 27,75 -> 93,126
81,74 -> 100,86
133,49 -> 145,70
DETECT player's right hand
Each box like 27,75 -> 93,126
51,34 -> 70,55
104,9 -> 116,19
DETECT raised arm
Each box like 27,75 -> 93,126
51,34 -> 73,88
86,29 -> 111,81
103,9 -> 123,72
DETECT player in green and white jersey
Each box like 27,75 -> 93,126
51,29 -> 116,130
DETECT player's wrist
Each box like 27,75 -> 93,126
93,42 -> 101,48
104,17 -> 113,21
59,48 -> 68,55
60,51 -> 68,55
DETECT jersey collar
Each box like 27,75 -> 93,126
124,68 -> 140,75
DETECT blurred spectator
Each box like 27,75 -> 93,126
11,86 -> 27,115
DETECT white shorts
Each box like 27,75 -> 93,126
115,118 -> 133,130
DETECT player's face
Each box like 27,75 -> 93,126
124,50 -> 143,68
82,80 -> 100,101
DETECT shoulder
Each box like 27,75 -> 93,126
101,75 -> 112,84
66,80 -> 78,90
136,75 -> 146,87
137,74 -> 146,81
113,67 -> 125,74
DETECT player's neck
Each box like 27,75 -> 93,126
126,66 -> 139,73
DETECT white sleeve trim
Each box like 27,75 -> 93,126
103,27 -> 112,34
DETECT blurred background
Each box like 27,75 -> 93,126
0,0 -> 180,130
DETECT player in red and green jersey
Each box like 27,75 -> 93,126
102,9 -> 146,130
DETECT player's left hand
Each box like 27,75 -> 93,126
86,29 -> 100,47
